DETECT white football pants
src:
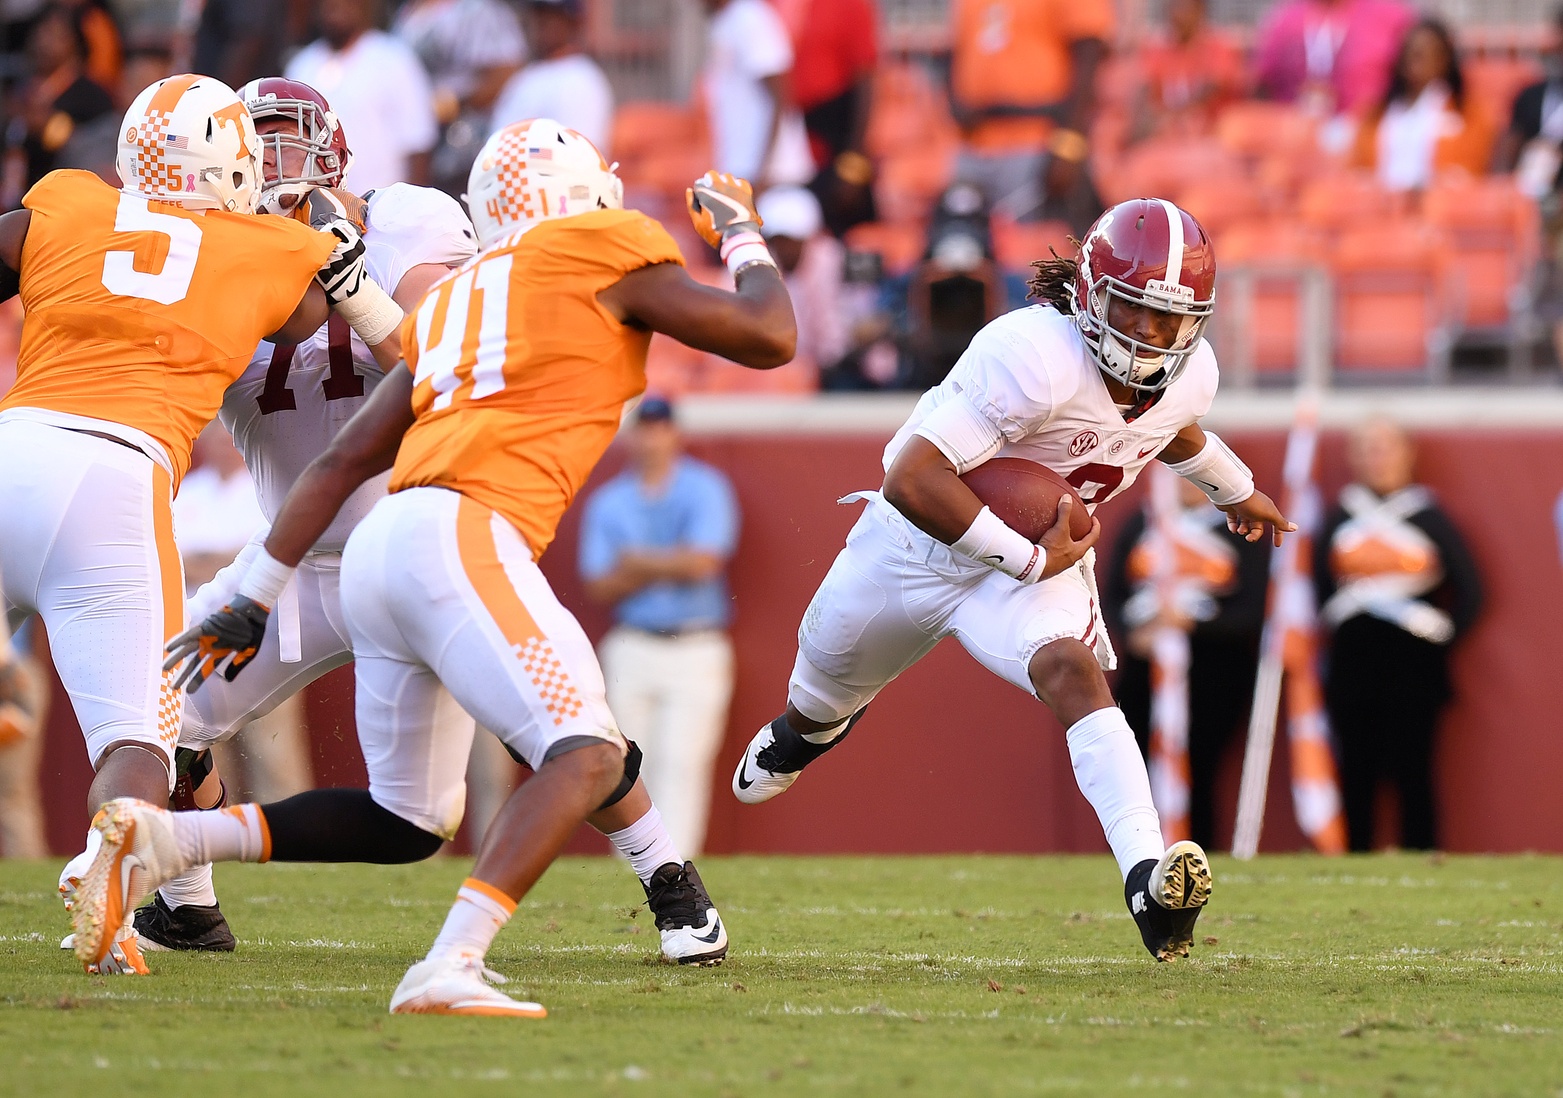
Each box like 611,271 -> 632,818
599,626 -> 734,856
341,487 -> 625,839
0,418 -> 183,772
788,498 -> 1115,725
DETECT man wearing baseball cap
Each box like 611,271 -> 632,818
577,398 -> 742,857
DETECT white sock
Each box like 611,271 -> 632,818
605,805 -> 682,883
1066,707 -> 1166,880
798,715 -> 850,745
428,878 -> 515,962
158,863 -> 218,909
170,804 -> 270,866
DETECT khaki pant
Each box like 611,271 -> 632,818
599,626 -> 735,856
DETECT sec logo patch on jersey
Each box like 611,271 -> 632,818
1070,430 -> 1100,458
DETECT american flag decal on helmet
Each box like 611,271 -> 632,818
166,134 -> 189,149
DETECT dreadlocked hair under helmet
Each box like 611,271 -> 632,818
1026,241 -> 1081,314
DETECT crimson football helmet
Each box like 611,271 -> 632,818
239,77 -> 352,213
1072,198 -> 1216,393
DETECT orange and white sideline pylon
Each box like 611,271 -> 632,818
1232,393 -> 1347,858
1145,463 -> 1191,843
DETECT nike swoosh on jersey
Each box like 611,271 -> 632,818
1137,445 -> 1159,458
692,916 -> 723,945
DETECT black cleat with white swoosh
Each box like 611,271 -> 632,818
732,709 -> 867,805
1125,840 -> 1213,961
644,861 -> 727,965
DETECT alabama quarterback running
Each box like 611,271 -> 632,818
729,199 -> 1293,961
0,74 -> 398,974
73,119 -> 795,1014
129,79 -> 731,967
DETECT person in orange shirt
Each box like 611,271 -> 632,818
948,0 -> 1114,225
1135,0 -> 1247,140
1349,18 -> 1495,191
73,118 -> 796,1015
0,72 -> 403,975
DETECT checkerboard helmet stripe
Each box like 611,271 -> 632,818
116,73 -> 262,214
464,118 -> 623,247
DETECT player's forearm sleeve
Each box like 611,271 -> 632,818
1164,431 -> 1254,506
951,506 -> 1044,584
913,395 -> 1005,475
334,278 -> 404,348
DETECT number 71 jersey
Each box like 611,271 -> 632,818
0,170 -> 336,486
220,184 -> 479,553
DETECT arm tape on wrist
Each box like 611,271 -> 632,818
950,506 -> 1043,583
1165,430 -> 1255,506
720,230 -> 776,275
333,278 -> 404,347
237,547 -> 296,609
913,395 -> 1005,474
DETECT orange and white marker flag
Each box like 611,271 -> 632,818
1145,464 -> 1191,842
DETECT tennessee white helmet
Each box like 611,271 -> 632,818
465,118 -> 623,247
116,73 -> 261,214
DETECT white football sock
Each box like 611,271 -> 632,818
605,804 -> 682,883
428,878 -> 515,962
171,804 -> 270,866
158,863 -> 218,909
798,715 -> 850,745
1066,707 -> 1166,880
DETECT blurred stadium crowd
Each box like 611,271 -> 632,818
0,0 -> 1559,394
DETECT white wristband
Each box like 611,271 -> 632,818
720,230 -> 776,276
1165,430 -> 1255,506
332,276 -> 404,347
950,506 -> 1044,584
237,547 -> 296,609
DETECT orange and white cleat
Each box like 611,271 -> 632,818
85,931 -> 150,976
389,955 -> 547,1018
71,798 -> 183,971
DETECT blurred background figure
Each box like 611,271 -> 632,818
1134,0 -> 1247,140
1315,418 -> 1482,852
758,184 -> 845,382
1104,478 -> 1271,850
580,397 -> 739,857
1349,18 -> 1493,193
701,0 -> 814,188
286,0 -> 438,190
1,6 -> 115,207
1253,0 -> 1414,119
190,0 -> 293,91
0,614 -> 48,858
395,0 -> 525,195
490,0 -> 612,154
775,0 -> 878,236
947,0 -> 1112,230
118,40 -> 173,109
903,182 -> 1006,389
174,426 -> 314,805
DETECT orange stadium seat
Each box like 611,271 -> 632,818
611,101 -> 704,163
1464,57 -> 1543,131
1217,220 -> 1329,374
991,218 -> 1074,274
875,143 -> 957,224
844,221 -> 927,277
1179,177 -> 1264,237
1423,176 -> 1540,331
1298,172 -> 1399,232
1216,101 -> 1318,162
1106,136 -> 1238,206
1330,221 -> 1453,373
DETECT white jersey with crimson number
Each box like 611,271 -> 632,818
220,183 -> 478,552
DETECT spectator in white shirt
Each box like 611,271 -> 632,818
286,0 -> 439,191
490,0 -> 614,154
701,0 -> 814,186
757,185 -> 846,372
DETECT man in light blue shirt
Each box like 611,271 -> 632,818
580,397 -> 740,855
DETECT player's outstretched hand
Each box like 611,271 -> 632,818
686,171 -> 762,248
1221,490 -> 1297,546
1040,495 -> 1101,579
163,596 -> 271,694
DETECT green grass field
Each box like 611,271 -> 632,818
2,854 -> 1561,1097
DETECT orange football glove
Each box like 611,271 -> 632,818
686,171 -> 763,249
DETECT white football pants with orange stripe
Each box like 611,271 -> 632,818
0,418 -> 183,777
339,486 -> 626,840
787,498 -> 1115,725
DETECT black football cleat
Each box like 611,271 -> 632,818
132,892 -> 237,953
1125,840 -> 1213,962
643,861 -> 728,966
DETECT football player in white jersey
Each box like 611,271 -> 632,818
59,78 -> 727,968
731,198 -> 1294,961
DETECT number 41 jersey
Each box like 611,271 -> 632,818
221,184 -> 478,552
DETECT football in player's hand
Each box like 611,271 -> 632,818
961,458 -> 1092,542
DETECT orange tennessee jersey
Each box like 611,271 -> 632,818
390,208 -> 685,558
0,170 -> 336,484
